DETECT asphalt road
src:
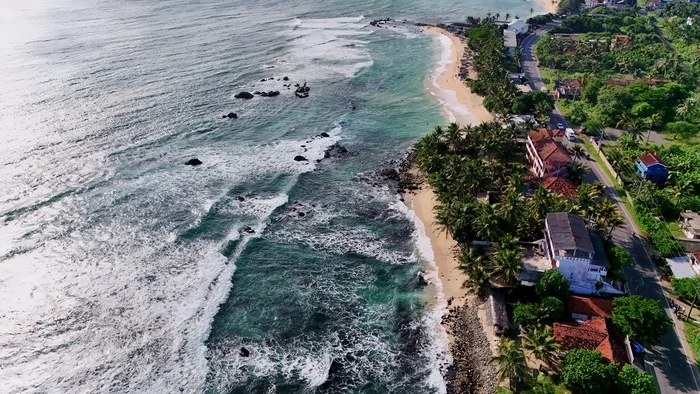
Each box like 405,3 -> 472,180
520,26 -> 700,394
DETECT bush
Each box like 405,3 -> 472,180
666,121 -> 700,140
561,349 -> 617,394
617,364 -> 659,394
536,270 -> 571,301
672,277 -> 700,301
513,297 -> 566,327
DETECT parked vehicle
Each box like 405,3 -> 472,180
565,128 -> 575,141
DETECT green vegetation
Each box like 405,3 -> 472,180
561,349 -> 618,394
657,2 -> 700,78
604,244 -> 632,283
611,295 -> 671,344
527,13 -> 555,30
672,276 -> 700,302
513,297 -> 566,328
521,326 -> 561,367
467,20 -> 520,115
683,320 -> 700,371
561,349 -> 659,394
493,337 -> 528,391
535,270 -> 571,301
601,139 -> 700,256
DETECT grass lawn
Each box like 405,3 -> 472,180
684,320 -> 700,373
668,221 -> 685,238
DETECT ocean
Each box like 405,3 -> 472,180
0,1 -> 542,393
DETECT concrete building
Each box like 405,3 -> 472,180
526,129 -> 572,177
544,213 -> 623,295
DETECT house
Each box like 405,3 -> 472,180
526,129 -> 572,177
553,296 -> 630,364
544,213 -> 623,295
486,290 -> 509,335
610,34 -> 632,50
506,19 -> 528,35
527,176 -> 579,198
635,150 -> 668,183
555,79 -> 582,100
681,211 -> 700,239
503,30 -> 518,56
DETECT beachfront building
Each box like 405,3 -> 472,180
553,296 -> 630,364
506,19 -> 528,35
635,150 -> 668,183
544,213 -> 623,295
526,128 -> 572,177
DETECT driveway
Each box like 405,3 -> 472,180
520,26 -> 700,394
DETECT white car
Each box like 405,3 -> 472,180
557,122 -> 564,129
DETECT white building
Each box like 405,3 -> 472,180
544,213 -> 623,295
507,19 -> 528,35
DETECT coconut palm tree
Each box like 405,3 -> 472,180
462,264 -> 492,298
491,247 -> 524,286
493,338 -> 529,391
505,13 -> 511,22
569,145 -> 586,163
521,327 -> 561,368
475,206 -> 503,241
567,161 -> 587,185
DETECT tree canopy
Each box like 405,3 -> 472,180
611,296 -> 670,344
535,269 -> 571,301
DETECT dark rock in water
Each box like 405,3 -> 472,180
283,76 -> 289,81
185,158 -> 203,166
320,132 -> 330,138
378,168 -> 400,181
323,142 -> 354,159
259,91 -> 269,97
294,83 -> 300,88
254,91 -> 263,95
243,226 -> 255,234
294,155 -> 308,162
224,112 -> 238,119
234,91 -> 255,99
267,91 -> 280,97
260,78 -> 267,82
240,347 -> 250,357
417,273 -> 428,287
294,82 -> 310,98
298,211 -> 305,217
235,196 -> 245,202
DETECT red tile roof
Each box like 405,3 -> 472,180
553,318 -> 628,364
541,177 -> 578,198
529,128 -> 563,142
638,150 -> 664,167
534,139 -> 572,164
568,296 -> 613,319
691,251 -> 700,262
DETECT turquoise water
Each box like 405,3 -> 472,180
0,0 -> 543,392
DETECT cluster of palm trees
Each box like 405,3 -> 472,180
414,120 -> 625,294
493,327 -> 561,391
466,19 -> 521,116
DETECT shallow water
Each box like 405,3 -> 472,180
0,1 -> 543,392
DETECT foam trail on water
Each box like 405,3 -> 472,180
390,200 -> 450,394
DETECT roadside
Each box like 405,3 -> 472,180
521,23 -> 700,394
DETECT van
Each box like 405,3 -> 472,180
565,128 -> 576,141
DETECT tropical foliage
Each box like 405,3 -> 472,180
493,337 -> 528,391
521,326 -> 561,368
611,296 -> 670,344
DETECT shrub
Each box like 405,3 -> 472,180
561,349 -> 616,394
611,296 -> 671,344
672,277 -> 700,301
535,270 -> 571,301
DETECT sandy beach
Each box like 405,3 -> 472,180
535,0 -> 559,14
422,26 -> 493,126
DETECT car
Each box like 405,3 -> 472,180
557,122 -> 564,129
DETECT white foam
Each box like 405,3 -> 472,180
428,33 -> 479,126
390,200 -> 450,394
275,16 -> 374,80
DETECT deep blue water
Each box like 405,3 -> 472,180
0,1 -> 543,392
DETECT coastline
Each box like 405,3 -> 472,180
404,25 -> 499,392
535,0 -> 559,14
422,26 -> 493,126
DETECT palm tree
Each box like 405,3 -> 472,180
446,122 -> 462,152
530,8 -> 534,16
495,12 -> 501,21
462,264 -> 492,298
567,162 -> 587,185
521,327 -> 561,368
569,145 -> 586,163
475,206 -> 502,241
505,13 -> 511,22
491,248 -> 524,286
493,338 -> 528,391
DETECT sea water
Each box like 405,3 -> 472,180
0,0 -> 543,392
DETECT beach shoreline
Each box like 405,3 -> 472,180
404,25 -> 499,392
535,0 -> 559,14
